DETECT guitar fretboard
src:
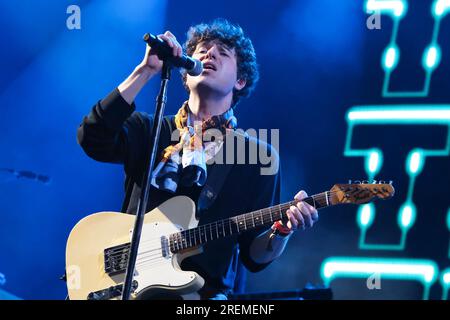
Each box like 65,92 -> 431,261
168,191 -> 332,253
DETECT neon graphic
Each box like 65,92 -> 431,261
321,257 -> 438,299
447,208 -> 450,259
346,106 -> 450,250
441,268 -> 450,300
320,1 -> 450,300
365,0 -> 450,97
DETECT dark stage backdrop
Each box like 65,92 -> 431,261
0,0 -> 449,300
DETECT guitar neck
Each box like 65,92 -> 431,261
169,191 -> 333,253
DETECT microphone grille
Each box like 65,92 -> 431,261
188,59 -> 203,76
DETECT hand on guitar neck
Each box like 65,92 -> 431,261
284,190 -> 319,232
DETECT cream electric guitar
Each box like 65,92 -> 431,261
65,183 -> 394,300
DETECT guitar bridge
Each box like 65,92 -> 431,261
104,243 -> 130,276
87,280 -> 138,300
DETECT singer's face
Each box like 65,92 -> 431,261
186,40 -> 245,100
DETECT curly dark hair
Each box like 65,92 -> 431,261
182,18 -> 259,108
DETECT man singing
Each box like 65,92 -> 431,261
77,19 -> 318,300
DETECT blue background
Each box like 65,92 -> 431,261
0,0 -> 449,299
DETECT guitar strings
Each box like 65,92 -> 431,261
107,189 -> 380,264
108,198 -> 335,262
107,190 -> 345,262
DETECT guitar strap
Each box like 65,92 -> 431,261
196,125 -> 251,217
197,161 -> 234,218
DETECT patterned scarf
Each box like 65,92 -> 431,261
151,101 -> 237,193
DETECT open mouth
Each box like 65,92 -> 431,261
203,62 -> 217,71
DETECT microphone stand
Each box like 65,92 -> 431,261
121,58 -> 172,300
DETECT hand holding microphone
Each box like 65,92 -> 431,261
141,31 -> 202,76
118,30 -> 202,105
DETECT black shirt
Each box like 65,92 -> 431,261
77,88 -> 281,298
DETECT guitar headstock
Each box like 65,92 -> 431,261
329,183 -> 395,205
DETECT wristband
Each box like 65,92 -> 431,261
271,221 -> 293,237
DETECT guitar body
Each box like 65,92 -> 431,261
65,182 -> 394,300
66,196 -> 205,300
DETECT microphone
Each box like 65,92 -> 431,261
143,33 -> 203,76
